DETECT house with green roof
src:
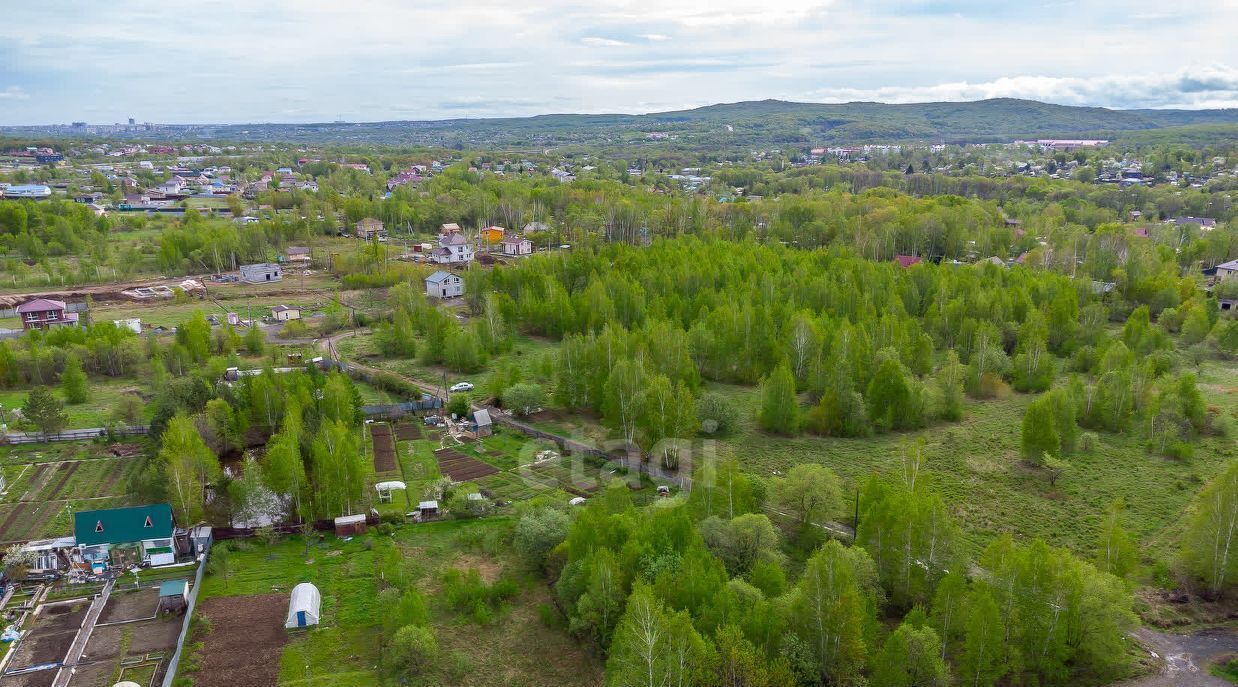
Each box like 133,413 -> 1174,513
73,504 -> 177,571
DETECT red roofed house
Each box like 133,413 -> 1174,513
894,255 -> 922,269
17,298 -> 79,330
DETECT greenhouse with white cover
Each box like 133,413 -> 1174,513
286,582 -> 321,628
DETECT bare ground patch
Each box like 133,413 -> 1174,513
452,553 -> 503,583
191,594 -> 288,687
98,588 -> 159,624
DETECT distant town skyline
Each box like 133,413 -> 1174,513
1,0 -> 1235,125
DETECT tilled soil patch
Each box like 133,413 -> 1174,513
435,449 -> 498,481
9,630 -> 76,669
0,669 -> 57,687
85,617 -> 180,661
191,594 -> 288,687
394,423 -> 421,440
98,588 -> 159,624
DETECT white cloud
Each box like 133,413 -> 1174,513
0,0 -> 1233,123
800,65 -> 1238,109
596,0 -> 834,27
580,36 -> 630,47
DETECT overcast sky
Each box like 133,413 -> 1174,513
1,0 -> 1236,124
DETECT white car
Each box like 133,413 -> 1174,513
449,382 -> 474,392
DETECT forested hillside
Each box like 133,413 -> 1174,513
5,98 -> 1237,147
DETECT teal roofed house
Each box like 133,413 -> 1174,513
73,504 -> 177,571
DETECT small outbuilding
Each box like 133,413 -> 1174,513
271,305 -> 301,321
285,246 -> 311,263
418,500 -> 439,518
286,582 -> 321,629
334,513 -> 367,537
159,579 -> 189,614
472,408 -> 493,437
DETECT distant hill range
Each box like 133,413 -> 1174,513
6,98 -> 1238,148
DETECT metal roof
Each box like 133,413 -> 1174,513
74,504 -> 174,547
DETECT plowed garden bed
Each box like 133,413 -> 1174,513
435,448 -> 498,481
370,423 -> 396,472
394,422 -> 421,440
190,594 -> 288,687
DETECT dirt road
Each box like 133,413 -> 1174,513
1120,627 -> 1237,687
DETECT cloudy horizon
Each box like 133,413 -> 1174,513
1,0 -> 1235,125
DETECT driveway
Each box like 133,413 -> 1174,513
1119,627 -> 1237,687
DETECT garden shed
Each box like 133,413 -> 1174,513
472,409 -> 493,437
286,582 -> 321,629
159,579 -> 189,614
334,514 -> 367,536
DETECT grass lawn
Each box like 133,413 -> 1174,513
334,332 -> 559,398
0,377 -> 149,429
194,519 -> 602,687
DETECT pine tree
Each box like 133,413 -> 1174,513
22,386 -> 68,435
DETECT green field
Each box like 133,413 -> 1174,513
0,377 -> 150,430
704,377 -> 1233,559
193,519 -> 603,687
333,331 -> 559,396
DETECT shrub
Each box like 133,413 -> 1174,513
1079,431 -> 1098,453
441,568 -> 518,624
279,319 -> 310,339
448,393 -> 470,418
512,508 -> 570,568
386,624 -> 437,674
695,393 -> 738,435
502,383 -> 545,416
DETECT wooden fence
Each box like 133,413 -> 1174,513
0,425 -> 149,445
